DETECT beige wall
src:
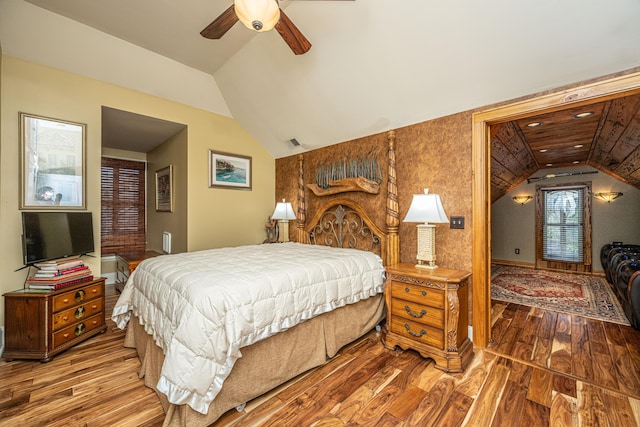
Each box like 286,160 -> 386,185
492,165 -> 640,271
0,56 -> 275,327
147,128 -> 188,254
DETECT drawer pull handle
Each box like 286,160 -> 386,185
403,288 -> 427,297
404,305 -> 427,318
75,290 -> 85,303
75,323 -> 86,336
75,306 -> 86,319
404,324 -> 426,337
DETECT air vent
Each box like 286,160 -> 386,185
289,138 -> 301,147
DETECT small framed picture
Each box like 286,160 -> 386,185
155,165 -> 173,212
20,112 -> 86,209
209,150 -> 252,190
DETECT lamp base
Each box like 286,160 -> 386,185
415,261 -> 438,270
278,220 -> 290,243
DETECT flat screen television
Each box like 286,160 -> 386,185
21,212 -> 95,266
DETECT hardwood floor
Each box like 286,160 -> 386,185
1,284 -> 639,426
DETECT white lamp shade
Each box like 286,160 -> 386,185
271,200 -> 296,221
235,0 -> 280,32
403,190 -> 449,224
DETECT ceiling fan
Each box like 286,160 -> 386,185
200,0 -> 353,55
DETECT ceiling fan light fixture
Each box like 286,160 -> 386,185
235,0 -> 281,33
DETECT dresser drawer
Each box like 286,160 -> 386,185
52,313 -> 104,348
390,297 -> 444,328
52,283 -> 103,313
389,316 -> 444,349
389,281 -> 444,309
52,298 -> 104,331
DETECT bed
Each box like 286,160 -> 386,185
112,131 -> 401,426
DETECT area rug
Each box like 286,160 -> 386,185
491,265 -> 630,325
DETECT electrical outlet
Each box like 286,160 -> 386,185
515,248 -> 520,255
450,216 -> 464,229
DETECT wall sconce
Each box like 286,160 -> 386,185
512,195 -> 533,205
271,199 -> 296,242
594,192 -> 623,203
403,189 -> 449,269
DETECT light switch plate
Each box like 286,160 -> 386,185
450,216 -> 464,229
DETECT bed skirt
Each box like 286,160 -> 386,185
124,294 -> 385,426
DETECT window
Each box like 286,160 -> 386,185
535,183 -> 592,271
543,188 -> 584,262
101,157 -> 146,255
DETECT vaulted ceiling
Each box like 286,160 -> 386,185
4,1 -> 637,161
490,93 -> 640,202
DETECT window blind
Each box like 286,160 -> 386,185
101,157 -> 146,255
542,187 -> 585,263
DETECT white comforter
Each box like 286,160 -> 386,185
111,243 -> 385,414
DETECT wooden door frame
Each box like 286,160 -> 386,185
471,70 -> 640,348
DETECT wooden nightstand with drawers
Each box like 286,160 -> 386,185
3,278 -> 107,362
382,263 -> 473,373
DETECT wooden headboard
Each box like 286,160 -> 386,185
295,131 -> 400,266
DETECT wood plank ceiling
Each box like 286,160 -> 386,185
490,93 -> 640,202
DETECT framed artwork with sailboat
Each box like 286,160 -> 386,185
208,150 -> 252,190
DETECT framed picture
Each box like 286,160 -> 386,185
155,165 -> 173,212
209,150 -> 252,190
19,112 -> 86,209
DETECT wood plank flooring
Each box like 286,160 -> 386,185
1,284 -> 639,426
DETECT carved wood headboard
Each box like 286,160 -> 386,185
295,130 -> 400,267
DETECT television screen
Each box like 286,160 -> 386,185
22,212 -> 95,266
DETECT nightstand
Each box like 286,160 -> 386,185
382,263 -> 473,373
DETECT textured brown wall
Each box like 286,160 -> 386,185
275,133 -> 390,242
275,111 -> 473,272
395,112 -> 473,271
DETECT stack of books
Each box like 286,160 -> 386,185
27,257 -> 93,290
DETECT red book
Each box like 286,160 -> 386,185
27,276 -> 94,291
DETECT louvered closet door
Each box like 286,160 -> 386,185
101,157 -> 146,255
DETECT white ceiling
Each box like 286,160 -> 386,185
9,0 -> 640,158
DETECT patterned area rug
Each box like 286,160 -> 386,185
491,265 -> 630,325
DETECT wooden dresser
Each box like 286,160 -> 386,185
382,263 -> 473,373
3,278 -> 107,362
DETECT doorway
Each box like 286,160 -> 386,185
471,70 -> 640,348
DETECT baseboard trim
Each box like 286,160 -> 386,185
103,272 -> 117,285
491,259 -> 535,269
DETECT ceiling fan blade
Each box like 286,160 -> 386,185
200,5 -> 238,39
275,8 -> 312,55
